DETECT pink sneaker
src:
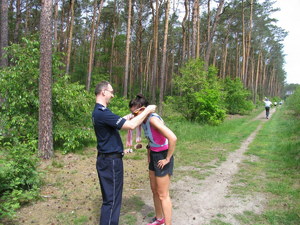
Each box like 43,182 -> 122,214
147,218 -> 165,225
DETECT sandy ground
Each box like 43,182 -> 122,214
136,108 -> 276,225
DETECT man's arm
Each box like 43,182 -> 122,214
121,105 -> 156,130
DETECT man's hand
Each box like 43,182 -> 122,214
145,105 -> 156,113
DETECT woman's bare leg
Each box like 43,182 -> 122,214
149,170 -> 164,219
156,175 -> 172,225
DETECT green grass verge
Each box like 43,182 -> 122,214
230,107 -> 300,224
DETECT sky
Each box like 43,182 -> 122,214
272,0 -> 300,84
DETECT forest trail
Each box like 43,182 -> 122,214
15,108 -> 275,225
136,108 -> 276,225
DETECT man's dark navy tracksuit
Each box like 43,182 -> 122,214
92,103 -> 126,225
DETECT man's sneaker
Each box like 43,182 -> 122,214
147,217 -> 165,225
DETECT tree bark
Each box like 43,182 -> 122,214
245,0 -> 254,86
151,0 -> 159,103
137,0 -> 144,93
159,0 -> 170,114
0,0 -> 8,67
191,0 -> 198,59
86,0 -> 105,92
123,0 -> 132,98
109,0 -> 118,82
53,0 -> 59,51
204,0 -> 224,70
181,0 -> 188,63
39,0 -> 53,159
66,0 -> 75,74
14,0 -> 21,43
196,1 -> 201,59
241,0 -> 246,83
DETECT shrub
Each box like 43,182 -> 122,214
109,95 -> 131,117
286,86 -> 300,115
222,78 -> 254,115
52,76 -> 94,153
0,144 -> 41,220
174,59 -> 226,125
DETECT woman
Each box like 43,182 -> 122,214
129,94 -> 177,225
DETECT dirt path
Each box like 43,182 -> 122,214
136,108 -> 276,225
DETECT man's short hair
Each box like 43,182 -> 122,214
95,81 -> 110,96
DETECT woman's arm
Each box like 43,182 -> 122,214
121,105 -> 156,130
150,117 -> 177,169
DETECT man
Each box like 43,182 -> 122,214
263,97 -> 272,119
92,81 -> 156,225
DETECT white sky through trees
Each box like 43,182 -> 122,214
273,0 -> 300,84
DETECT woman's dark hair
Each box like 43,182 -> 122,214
129,94 -> 149,108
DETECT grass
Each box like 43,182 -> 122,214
229,107 -> 300,224
120,196 -> 145,225
167,109 -> 261,180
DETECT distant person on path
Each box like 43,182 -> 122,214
263,97 -> 272,119
92,81 -> 156,225
129,94 -> 177,225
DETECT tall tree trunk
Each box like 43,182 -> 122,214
123,0 -> 132,97
159,0 -> 170,114
53,0 -> 59,51
86,0 -> 105,92
151,0 -> 159,103
253,51 -> 261,104
25,1 -> 30,35
221,32 -> 229,79
235,34 -> 239,78
191,0 -> 198,59
109,0 -> 117,82
66,0 -> 75,74
204,0 -> 224,69
137,0 -> 144,93
245,0 -> 254,86
87,0 -> 98,91
196,1 -> 201,58
0,0 -> 8,67
14,0 -> 21,43
39,0 -> 53,159
181,0 -> 188,63
241,0 -> 246,84
144,39 -> 152,94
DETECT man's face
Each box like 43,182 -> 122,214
104,84 -> 114,104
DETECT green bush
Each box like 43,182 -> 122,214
0,144 -> 41,219
222,78 -> 254,115
109,95 -> 131,116
286,86 -> 300,115
52,76 -> 94,153
174,59 -> 226,125
0,37 -> 94,153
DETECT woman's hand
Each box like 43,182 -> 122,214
157,158 -> 170,169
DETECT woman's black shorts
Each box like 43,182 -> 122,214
149,150 -> 174,177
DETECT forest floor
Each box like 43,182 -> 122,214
14,108 -> 275,225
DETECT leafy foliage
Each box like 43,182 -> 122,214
0,144 -> 41,219
285,86 -> 300,115
0,37 -> 94,153
52,76 -> 94,153
222,78 -> 254,115
174,59 -> 226,125
109,95 -> 131,117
